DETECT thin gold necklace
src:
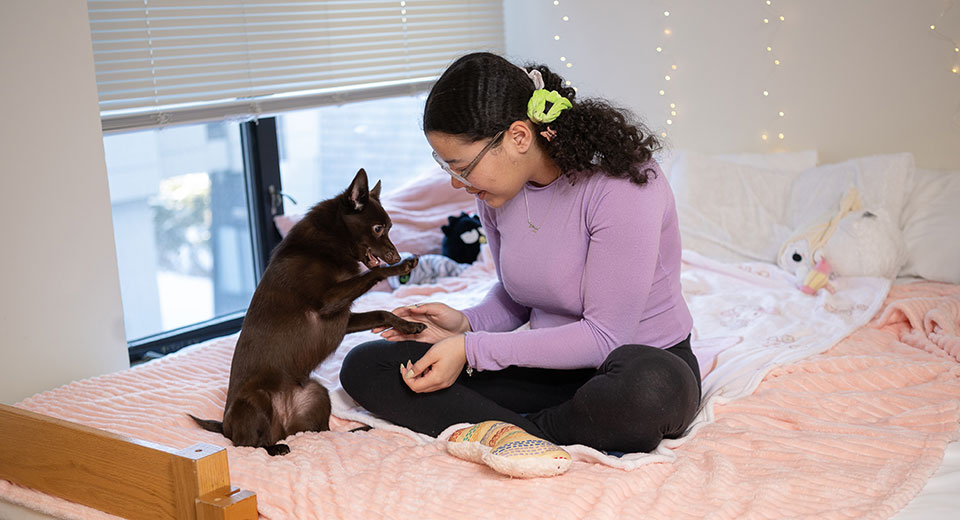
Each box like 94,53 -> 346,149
522,184 -> 557,233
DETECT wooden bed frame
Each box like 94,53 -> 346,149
0,404 -> 257,520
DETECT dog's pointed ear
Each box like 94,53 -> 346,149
347,168 -> 369,211
370,180 -> 382,200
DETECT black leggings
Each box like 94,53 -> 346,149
339,336 -> 701,453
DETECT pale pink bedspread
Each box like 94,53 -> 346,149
2,282 -> 959,519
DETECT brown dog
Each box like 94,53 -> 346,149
190,169 -> 424,455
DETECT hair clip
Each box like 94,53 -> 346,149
540,127 -> 558,142
524,68 -> 545,90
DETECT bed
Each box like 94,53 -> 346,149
1,151 -> 958,520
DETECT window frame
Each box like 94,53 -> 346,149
126,118 -> 284,362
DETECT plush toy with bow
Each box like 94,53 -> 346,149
778,186 -> 905,295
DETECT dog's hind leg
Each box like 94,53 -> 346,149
284,380 -> 332,435
265,444 -> 291,456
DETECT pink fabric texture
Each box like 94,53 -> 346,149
873,282 -> 960,362
1,283 -> 958,519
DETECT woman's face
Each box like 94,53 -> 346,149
426,131 -> 527,208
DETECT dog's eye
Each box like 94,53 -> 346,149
373,225 -> 384,234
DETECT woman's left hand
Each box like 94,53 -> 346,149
401,334 -> 468,393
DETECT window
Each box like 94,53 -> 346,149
104,122 -> 256,343
103,95 -> 436,360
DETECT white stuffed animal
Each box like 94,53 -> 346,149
822,209 -> 905,280
778,187 -> 906,294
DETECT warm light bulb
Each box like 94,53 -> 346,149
659,89 -> 665,95
562,16 -> 569,21
763,18 -> 769,24
779,111 -> 785,117
671,64 -> 677,70
566,62 -> 572,68
664,11 -> 670,16
953,66 -> 959,74
774,59 -> 781,65
665,75 -> 671,80
931,25 -> 936,30
554,35 -> 560,40
778,133 -> 785,140
779,16 -> 785,21
767,46 -> 773,52
671,110 -> 677,116
763,90 -> 769,96
955,47 -> 959,53
664,29 -> 672,35
565,80 -> 572,86
553,0 -> 559,4
560,56 -> 566,61
762,134 -> 768,141
666,119 -> 673,125
670,103 -> 676,108
656,46 -> 663,53
661,131 -> 668,137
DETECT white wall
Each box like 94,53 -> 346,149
504,0 -> 960,170
0,0 -> 129,404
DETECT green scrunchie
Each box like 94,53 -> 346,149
527,89 -> 572,124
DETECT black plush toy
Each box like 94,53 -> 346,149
441,212 -> 486,264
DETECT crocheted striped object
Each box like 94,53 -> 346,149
446,420 -> 571,478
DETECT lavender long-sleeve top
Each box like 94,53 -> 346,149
460,161 -> 693,372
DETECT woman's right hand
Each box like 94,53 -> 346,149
373,302 -> 470,344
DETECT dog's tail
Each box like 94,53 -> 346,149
188,413 -> 224,434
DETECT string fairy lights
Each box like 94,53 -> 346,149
551,1 -> 575,89
759,0 -> 788,146
929,0 -> 960,76
928,0 -> 960,125
656,4 -> 677,139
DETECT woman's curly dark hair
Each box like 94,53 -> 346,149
423,52 -> 661,185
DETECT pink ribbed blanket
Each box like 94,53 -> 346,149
1,283 -> 958,519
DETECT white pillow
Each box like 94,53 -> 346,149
657,149 -> 818,179
785,153 -> 915,232
669,151 -> 808,263
899,168 -> 960,283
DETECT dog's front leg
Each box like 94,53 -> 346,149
346,311 -> 426,335
316,257 -> 419,315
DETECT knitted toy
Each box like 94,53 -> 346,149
442,212 -> 486,264
446,421 -> 572,478
778,186 -> 906,294
387,252 -> 470,289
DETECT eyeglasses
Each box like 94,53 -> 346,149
432,130 -> 505,188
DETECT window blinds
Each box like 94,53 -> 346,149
87,0 -> 505,132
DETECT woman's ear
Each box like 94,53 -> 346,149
506,120 -> 535,154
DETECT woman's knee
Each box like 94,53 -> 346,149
602,345 -> 700,428
339,340 -> 389,398
339,340 -> 430,401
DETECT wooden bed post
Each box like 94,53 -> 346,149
0,404 -> 257,519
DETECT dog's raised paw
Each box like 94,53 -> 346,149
398,321 -> 427,334
399,256 -> 419,273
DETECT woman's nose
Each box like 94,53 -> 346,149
450,177 -> 467,190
